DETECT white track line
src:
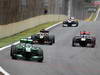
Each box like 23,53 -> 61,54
0,21 -> 62,51
0,41 -> 19,51
94,8 -> 100,21
45,21 -> 62,30
0,67 -> 10,75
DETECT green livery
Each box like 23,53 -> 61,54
20,38 -> 33,44
10,40 -> 44,62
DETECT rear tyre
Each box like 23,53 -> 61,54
49,35 -> 54,45
52,36 -> 55,43
91,40 -> 96,48
31,35 -> 36,40
91,44 -> 95,48
31,35 -> 37,44
72,41 -> 75,47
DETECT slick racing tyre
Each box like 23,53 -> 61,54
75,22 -> 78,27
49,35 -> 55,45
11,45 -> 17,59
72,38 -> 76,47
38,50 -> 44,62
91,40 -> 96,48
72,40 -> 76,47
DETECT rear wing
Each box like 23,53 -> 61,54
40,29 -> 49,33
80,31 -> 91,35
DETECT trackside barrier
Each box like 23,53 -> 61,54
0,15 -> 67,38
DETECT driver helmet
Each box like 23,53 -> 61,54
70,17 -> 74,20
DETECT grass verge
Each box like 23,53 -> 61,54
91,13 -> 97,21
0,21 -> 58,48
84,13 -> 94,22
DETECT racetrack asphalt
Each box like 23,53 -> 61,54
0,13 -> 100,75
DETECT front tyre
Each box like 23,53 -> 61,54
38,58 -> 43,62
72,40 -> 75,47
74,22 -> 78,27
11,45 -> 17,59
38,50 -> 44,62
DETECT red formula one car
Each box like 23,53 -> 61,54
72,31 -> 96,47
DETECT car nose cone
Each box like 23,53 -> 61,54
81,38 -> 86,41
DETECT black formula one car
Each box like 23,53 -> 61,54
72,31 -> 96,47
10,39 -> 44,62
63,17 -> 78,27
31,29 -> 55,45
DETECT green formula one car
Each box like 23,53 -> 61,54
10,39 -> 44,62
